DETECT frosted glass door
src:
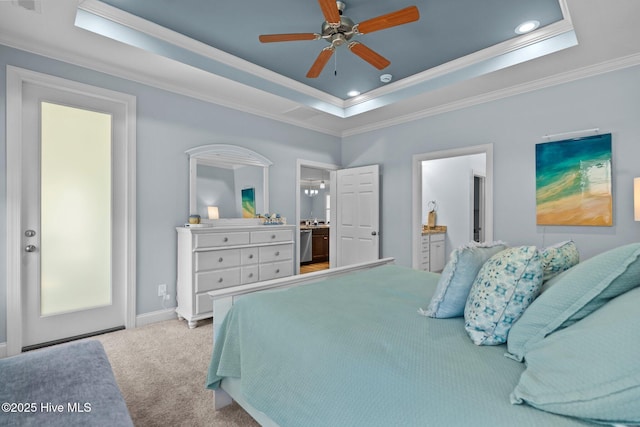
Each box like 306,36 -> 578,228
40,102 -> 112,316
21,79 -> 128,349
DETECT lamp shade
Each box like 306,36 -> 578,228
635,178 -> 640,221
208,206 -> 220,220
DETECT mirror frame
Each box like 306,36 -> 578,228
186,144 -> 272,223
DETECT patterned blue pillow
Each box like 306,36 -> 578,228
540,240 -> 579,282
424,241 -> 507,318
464,246 -> 543,345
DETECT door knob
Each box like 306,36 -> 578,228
371,231 -> 378,236
25,245 -> 37,253
25,230 -> 36,237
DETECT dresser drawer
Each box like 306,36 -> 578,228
430,233 -> 445,243
195,293 -> 213,315
241,247 -> 259,265
194,232 -> 250,249
251,229 -> 293,244
259,244 -> 293,263
195,249 -> 241,272
259,260 -> 293,281
195,267 -> 241,293
241,265 -> 259,284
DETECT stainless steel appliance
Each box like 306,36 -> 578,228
300,229 -> 312,263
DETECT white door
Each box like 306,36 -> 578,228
18,80 -> 129,349
335,165 -> 380,267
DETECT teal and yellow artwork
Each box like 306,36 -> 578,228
536,133 -> 612,226
241,187 -> 256,218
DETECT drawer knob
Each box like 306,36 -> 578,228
223,237 -> 229,242
271,234 -> 276,239
218,257 -> 223,262
248,273 -> 254,278
218,278 -> 223,283
249,254 -> 254,259
275,251 -> 280,256
275,268 -> 280,274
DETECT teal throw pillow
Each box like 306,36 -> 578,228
464,246 -> 543,345
540,240 -> 579,282
511,286 -> 640,424
424,241 -> 507,318
507,243 -> 640,362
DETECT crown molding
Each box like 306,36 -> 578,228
341,52 -> 640,137
77,0 -> 577,119
344,17 -> 575,110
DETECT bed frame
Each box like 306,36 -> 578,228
207,257 -> 396,424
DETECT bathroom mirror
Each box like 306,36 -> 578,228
186,144 -> 271,224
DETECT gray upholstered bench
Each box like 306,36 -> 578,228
0,340 -> 133,426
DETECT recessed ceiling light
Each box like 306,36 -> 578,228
515,20 -> 540,34
347,90 -> 360,97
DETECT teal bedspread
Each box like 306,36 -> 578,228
207,265 -> 590,427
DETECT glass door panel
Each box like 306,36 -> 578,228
40,102 -> 112,316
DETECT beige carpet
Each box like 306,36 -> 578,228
91,318 -> 259,427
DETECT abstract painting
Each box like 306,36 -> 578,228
535,133 -> 612,226
241,187 -> 256,218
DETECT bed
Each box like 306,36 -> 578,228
206,243 -> 640,427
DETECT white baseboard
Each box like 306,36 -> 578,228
135,307 -> 178,327
0,309 -> 178,358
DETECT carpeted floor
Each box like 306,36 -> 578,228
91,318 -> 259,427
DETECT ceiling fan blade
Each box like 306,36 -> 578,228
259,33 -> 319,43
348,42 -> 390,70
356,5 -> 420,34
307,47 -> 335,78
317,0 -> 341,25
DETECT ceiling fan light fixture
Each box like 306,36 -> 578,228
515,20 -> 540,34
259,2 -> 420,78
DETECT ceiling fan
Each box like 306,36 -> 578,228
258,0 -> 420,78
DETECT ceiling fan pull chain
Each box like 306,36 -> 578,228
334,51 -> 338,76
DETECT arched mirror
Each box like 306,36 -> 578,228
186,144 -> 271,224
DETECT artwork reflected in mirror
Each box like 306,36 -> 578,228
241,187 -> 256,218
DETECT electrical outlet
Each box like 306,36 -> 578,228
163,294 -> 171,301
158,283 -> 167,297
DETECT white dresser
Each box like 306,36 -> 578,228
176,225 -> 295,328
420,231 -> 446,272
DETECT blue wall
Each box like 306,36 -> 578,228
0,45 -> 341,343
2,42 -> 640,345
342,65 -> 640,266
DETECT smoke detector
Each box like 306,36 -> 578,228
380,74 -> 393,83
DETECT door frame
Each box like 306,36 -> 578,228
472,172 -> 486,242
5,66 -> 137,356
412,144 -> 493,270
295,159 -> 339,274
